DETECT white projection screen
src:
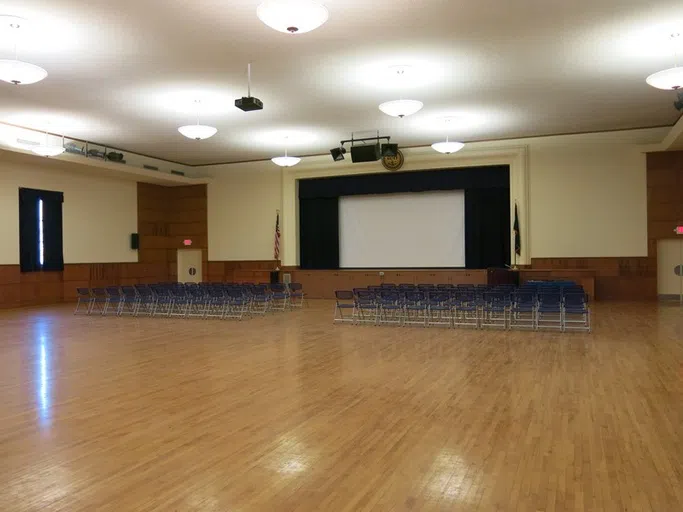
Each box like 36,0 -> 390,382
339,191 -> 466,268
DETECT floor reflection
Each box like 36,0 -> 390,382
34,316 -> 52,429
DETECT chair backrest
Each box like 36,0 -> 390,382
289,282 -> 303,291
335,290 -> 354,301
105,286 -> 121,296
405,291 -> 426,303
76,287 -> 91,297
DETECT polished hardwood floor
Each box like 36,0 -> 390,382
0,301 -> 682,511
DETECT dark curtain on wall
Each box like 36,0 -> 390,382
299,197 -> 339,269
464,188 -> 510,269
298,166 -> 510,270
18,188 -> 64,273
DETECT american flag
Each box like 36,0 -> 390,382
274,211 -> 280,260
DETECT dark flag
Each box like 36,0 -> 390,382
513,203 -> 521,256
274,211 -> 280,260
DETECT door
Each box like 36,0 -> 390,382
177,249 -> 203,283
657,239 -> 683,300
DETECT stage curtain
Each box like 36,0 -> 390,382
299,197 -> 339,269
465,188 -> 510,269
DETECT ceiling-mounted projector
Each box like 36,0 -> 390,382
235,63 -> 263,112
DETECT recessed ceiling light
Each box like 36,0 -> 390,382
257,0 -> 329,34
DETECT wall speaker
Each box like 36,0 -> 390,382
130,233 -> 139,250
381,143 -> 398,157
350,143 -> 381,163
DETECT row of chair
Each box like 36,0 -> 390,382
75,282 -> 306,320
333,283 -> 591,332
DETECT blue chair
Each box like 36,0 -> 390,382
334,290 -> 356,324
74,288 -> 93,315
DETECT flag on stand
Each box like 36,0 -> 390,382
513,203 -> 521,257
274,211 -> 280,260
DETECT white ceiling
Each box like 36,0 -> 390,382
0,0 -> 682,165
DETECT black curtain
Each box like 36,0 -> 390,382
19,188 -> 40,272
299,197 -> 339,269
41,190 -> 64,271
465,188 -> 510,269
18,188 -> 64,273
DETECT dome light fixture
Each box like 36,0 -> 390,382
32,130 -> 65,157
646,33 -> 683,90
256,0 -> 329,34
378,66 -> 424,118
0,16 -> 48,85
379,99 -> 424,118
271,137 -> 301,167
431,118 -> 464,154
178,100 -> 218,140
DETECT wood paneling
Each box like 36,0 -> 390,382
288,269 -> 488,299
206,260 -> 278,283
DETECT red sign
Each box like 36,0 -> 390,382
183,239 -> 192,246
676,226 -> 683,235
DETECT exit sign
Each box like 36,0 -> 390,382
676,226 -> 683,235
183,239 -> 192,246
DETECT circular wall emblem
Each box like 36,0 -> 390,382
188,267 -> 197,276
382,149 -> 404,171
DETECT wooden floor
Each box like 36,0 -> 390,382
0,301 -> 682,511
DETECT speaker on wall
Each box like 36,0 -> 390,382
130,233 -> 139,250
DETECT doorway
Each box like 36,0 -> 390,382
657,239 -> 683,301
177,249 -> 203,283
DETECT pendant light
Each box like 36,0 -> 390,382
646,33 -> 683,90
431,118 -> 464,154
256,0 -> 329,34
271,137 -> 301,167
0,16 -> 48,85
178,100 -> 217,140
379,66 -> 423,118
32,130 -> 65,157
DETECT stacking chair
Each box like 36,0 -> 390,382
151,285 -> 174,317
334,290 -> 356,324
119,286 -> 139,316
354,289 -> 379,325
403,291 -> 428,327
134,285 -> 156,316
269,283 -> 289,311
169,286 -> 190,318
510,291 -> 536,330
378,290 -> 403,326
288,283 -> 306,308
205,286 -> 228,319
427,292 -> 452,327
480,291 -> 510,329
225,288 -> 250,320
452,292 -> 479,328
103,287 -> 124,316
89,288 -> 109,315
563,293 -> 591,332
250,284 -> 271,315
74,288 -> 94,315
186,286 -> 208,318
536,293 -> 564,331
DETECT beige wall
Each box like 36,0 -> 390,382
0,156 -> 138,265
529,142 -> 648,258
204,128 -> 662,265
207,163 -> 281,261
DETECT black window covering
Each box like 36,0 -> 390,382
19,188 -> 64,272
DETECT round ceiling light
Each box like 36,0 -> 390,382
431,141 -> 464,154
31,145 -> 65,157
256,0 -> 329,34
646,66 -> 683,90
0,59 -> 48,85
271,155 -> 301,167
178,124 -> 218,140
378,99 -> 424,118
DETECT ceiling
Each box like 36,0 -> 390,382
0,0 -> 682,165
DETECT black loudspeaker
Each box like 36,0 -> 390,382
381,143 -> 398,157
270,271 -> 280,284
130,233 -> 139,250
350,143 -> 381,163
